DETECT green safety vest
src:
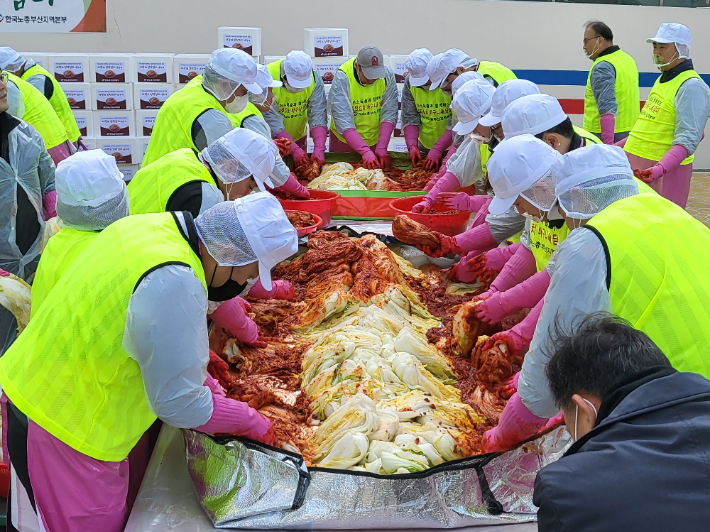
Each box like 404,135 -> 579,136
330,58 -> 386,146
411,84 -> 452,149
128,148 -> 218,214
529,220 -> 569,272
22,64 -> 82,143
586,193 -> 710,377
583,49 -> 640,134
230,101 -> 263,125
6,71 -> 68,150
624,70 -> 699,165
0,212 -> 207,461
477,61 -> 517,86
267,59 -> 314,140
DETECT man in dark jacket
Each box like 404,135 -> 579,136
534,313 -> 710,532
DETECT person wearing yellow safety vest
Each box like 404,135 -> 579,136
0,47 -> 83,148
0,194 -> 298,532
623,23 -> 710,209
483,144 -> 710,453
263,51 -> 328,166
143,49 -> 262,166
328,46 -> 398,169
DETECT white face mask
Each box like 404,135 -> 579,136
249,90 -> 268,106
585,37 -> 601,59
513,205 -> 543,223
470,133 -> 489,143
225,93 -> 249,114
653,51 -> 679,71
573,398 -> 598,441
284,80 -> 302,94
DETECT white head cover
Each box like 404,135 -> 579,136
202,49 -> 261,100
487,135 -> 559,215
0,47 -> 24,73
479,79 -> 541,128
549,144 -> 637,220
283,50 -> 313,90
201,128 -> 277,189
255,63 -> 282,89
427,49 -> 471,90
647,23 -> 691,58
450,78 -> 495,135
405,48 -> 433,87
501,94 -> 567,138
451,71 -> 484,96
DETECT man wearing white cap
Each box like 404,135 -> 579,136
144,49 -> 262,165
623,23 -> 710,208
0,193 -> 298,531
482,144 -> 710,453
264,51 -> 328,167
401,48 -> 453,169
427,48 -> 516,96
328,46 -> 398,169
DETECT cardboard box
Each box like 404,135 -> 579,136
96,137 -> 141,165
133,84 -> 174,110
20,53 -> 48,70
388,138 -> 408,153
91,84 -> 133,111
131,54 -> 173,83
90,54 -> 131,83
218,27 -> 261,56
137,137 -> 151,161
388,55 -> 408,84
312,57 -> 347,85
304,28 -> 348,58
398,86 -> 403,110
118,164 -> 140,182
135,110 -> 159,137
49,54 -> 89,83
82,137 -> 97,150
263,56 -> 285,65
173,54 -> 209,84
72,111 -> 93,138
93,111 -> 135,138
60,82 -> 90,110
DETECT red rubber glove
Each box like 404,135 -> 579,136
248,278 -> 295,300
439,192 -> 489,212
310,126 -> 328,166
417,233 -> 462,258
482,393 -> 547,453
209,297 -> 259,345
467,244 -> 520,282
478,298 -> 544,355
502,371 -> 520,399
275,174 -> 310,199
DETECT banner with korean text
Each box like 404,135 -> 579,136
0,0 -> 106,32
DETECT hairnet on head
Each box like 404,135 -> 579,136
405,48 -> 433,87
202,49 -> 261,101
201,128 -> 276,189
0,47 -> 24,73
451,78 -> 495,135
283,50 -> 313,90
451,71 -> 484,96
55,150 -> 129,231
479,79 -> 541,127
502,94 -> 567,138
427,49 -> 472,90
647,23 -> 691,59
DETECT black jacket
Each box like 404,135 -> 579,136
533,369 -> 710,532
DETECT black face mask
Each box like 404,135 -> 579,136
488,125 -> 501,153
207,265 -> 247,302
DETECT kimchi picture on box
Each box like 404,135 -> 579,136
90,54 -> 131,83
304,29 -> 348,58
131,54 -> 174,83
50,54 -> 89,83
93,111 -> 135,138
218,27 -> 261,56
388,55 -> 408,84
134,84 -> 174,110
91,84 -> 133,111
96,138 -> 139,165
60,83 -> 90,110
72,111 -> 93,138
173,54 -> 209,84
135,110 -> 159,137
312,57 -> 347,85
20,53 -> 48,70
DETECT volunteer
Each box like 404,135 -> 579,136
32,150 -> 129,315
328,45 -> 398,169
426,48 -> 517,94
4,71 -> 73,164
143,48 -> 261,165
264,51 -> 328,166
0,47 -> 82,147
483,144 -> 710,453
581,21 -> 640,144
0,193 -> 298,532
623,23 -> 710,208
401,48 -> 453,170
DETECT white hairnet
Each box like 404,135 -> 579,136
405,48 -> 433,87
427,49 -> 471,90
201,128 -> 276,189
502,94 -> 567,138
451,71 -> 484,96
479,79 -> 541,127
255,63 -> 282,90
451,78 -> 495,135
647,23 -> 691,59
520,172 -> 556,211
0,47 -> 24,73
202,49 -> 261,101
195,201 -> 258,267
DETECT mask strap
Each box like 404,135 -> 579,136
574,398 -> 599,441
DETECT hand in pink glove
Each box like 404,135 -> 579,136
409,146 -> 422,167
204,372 -> 226,397
423,170 -> 443,191
374,121 -> 395,170
422,148 -> 442,171
449,250 -> 487,283
439,192 -> 489,212
248,278 -> 295,300
634,166 -> 663,184
416,233 -> 462,258
478,298 -> 544,355
501,371 -> 520,399
292,145 -> 310,167
43,190 -> 57,221
475,291 -> 513,324
467,244 -> 520,282
482,393 -> 547,453
275,174 -> 311,199
375,151 -> 391,170
599,113 -> 616,145
193,392 -> 274,444
310,126 -> 328,166
412,195 -> 435,214
209,297 -> 259,345
362,149 -> 380,170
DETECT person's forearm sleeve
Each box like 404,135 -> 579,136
307,74 -> 329,130
262,105 -> 286,137
489,246 -> 538,293
496,268 -> 550,310
590,62 -> 618,116
194,109 -> 234,151
401,80 -> 421,128
403,125 -> 420,152
199,182 -> 224,214
379,69 -> 399,125
329,72 -> 356,135
673,79 -> 710,155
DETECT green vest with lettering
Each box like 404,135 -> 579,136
529,221 -> 569,272
477,61 -> 517,86
267,59 -> 315,140
411,84 -> 452,149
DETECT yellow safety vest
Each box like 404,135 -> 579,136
128,148 -> 218,214
267,59 -> 315,140
22,64 -> 82,143
624,70 -> 699,165
583,49 -> 640,134
0,212 -> 207,461
529,220 -> 569,272
330,58 -> 386,146
230,102 -> 263,126
480,143 -> 491,178
477,61 -> 517,86
586,193 -> 710,378
573,125 -> 602,146
31,228 -> 98,317
410,84 -> 452,149
6,72 -> 68,150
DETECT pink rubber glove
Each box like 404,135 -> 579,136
193,392 -> 275,444
248,278 -> 295,300
42,190 -> 57,221
342,128 -> 373,156
469,198 -> 492,229
614,136 -> 628,148
416,233 -> 462,258
478,297 -> 544,354
204,372 -> 226,397
466,244 -> 520,283
439,192 -> 489,212
634,144 -> 689,183
47,142 -> 72,165
482,392 -> 548,453
450,251 -> 481,283
489,246 -> 538,293
310,126 -> 328,165
423,165 -> 445,191
374,121 -> 395,169
275,129 -> 303,163
454,223 -> 498,254
600,113 -> 615,145
403,125 -> 421,166
275,174 -> 310,199
422,130 -> 453,171
209,297 -> 259,345
442,145 -> 456,165
478,269 -> 550,324
502,371 -> 521,398
412,172 -> 460,213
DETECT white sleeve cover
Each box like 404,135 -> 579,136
327,70 -> 355,135
380,67 -> 399,125
446,135 -> 484,187
200,182 -> 223,214
241,115 -> 290,186
673,77 -> 710,155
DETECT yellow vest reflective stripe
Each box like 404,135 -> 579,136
128,148 -> 216,214
586,193 -> 710,378
143,75 -> 236,166
230,102 -> 263,127
31,228 -> 98,317
529,220 -> 569,272
480,143 -> 491,178
624,71 -> 699,165
477,61 -> 517,86
573,125 -> 602,146
6,72 -> 68,150
330,58 -> 386,146
410,84 -> 452,149
0,213 -> 207,461
268,59 -> 314,140
22,64 -> 82,143
583,50 -> 640,134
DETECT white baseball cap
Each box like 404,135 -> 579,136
479,79 -> 540,128
501,94 -> 567,138
647,23 -> 691,57
405,48 -> 433,87
0,47 -> 24,73
203,128 -> 277,190
451,78 -> 495,135
427,48 -> 470,90
451,71 -> 484,96
55,150 -> 125,208
283,50 -> 313,90
208,48 -> 261,95
255,64 -> 282,90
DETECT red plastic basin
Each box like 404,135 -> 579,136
389,196 -> 470,237
278,190 -> 340,227
285,212 -> 323,237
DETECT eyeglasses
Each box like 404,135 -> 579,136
0,72 -> 8,84
583,36 -> 601,46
